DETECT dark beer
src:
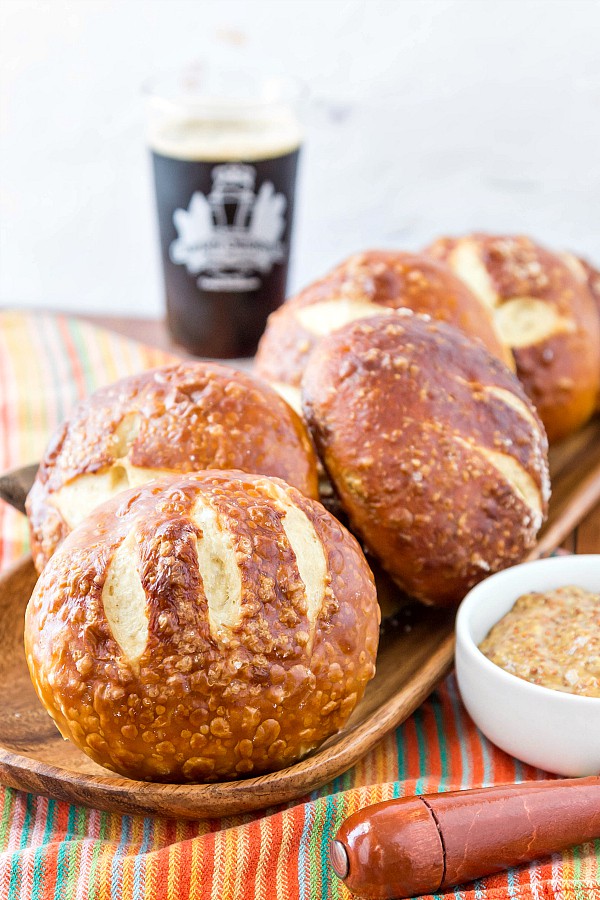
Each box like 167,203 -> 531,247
148,106 -> 302,358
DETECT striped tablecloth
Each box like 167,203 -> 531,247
0,311 -> 597,900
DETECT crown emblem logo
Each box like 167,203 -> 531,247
170,164 -> 287,291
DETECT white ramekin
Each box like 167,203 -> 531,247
455,554 -> 600,776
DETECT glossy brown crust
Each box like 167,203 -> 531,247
426,235 -> 600,443
24,471 -> 380,783
577,255 -> 600,412
254,250 -> 512,391
302,313 -> 550,607
334,778 -> 600,899
577,256 -> 600,312
26,362 -> 319,571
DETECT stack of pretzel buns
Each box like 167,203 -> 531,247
24,233 -> 599,783
256,237 -> 600,443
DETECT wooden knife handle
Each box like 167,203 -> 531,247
330,776 -> 600,899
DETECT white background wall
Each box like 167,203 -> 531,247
1,0 -> 599,316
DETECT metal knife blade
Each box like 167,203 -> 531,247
0,463 -> 39,515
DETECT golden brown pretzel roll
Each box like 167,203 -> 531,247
569,253 -> 600,339
254,250 -> 513,412
563,253 -> 600,412
302,313 -> 550,607
425,234 -> 600,443
576,256 -> 600,311
572,255 -> 600,411
26,362 -> 318,572
25,471 -> 379,782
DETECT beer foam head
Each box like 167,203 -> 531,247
146,70 -> 303,162
149,113 -> 302,161
145,67 -> 304,162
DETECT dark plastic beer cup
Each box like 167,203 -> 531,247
145,68 -> 303,358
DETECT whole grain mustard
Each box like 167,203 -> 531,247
479,585 -> 600,697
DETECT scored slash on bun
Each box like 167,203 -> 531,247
26,361 -> 319,572
425,234 -> 600,443
254,250 -> 513,413
24,471 -> 380,782
302,312 -> 550,607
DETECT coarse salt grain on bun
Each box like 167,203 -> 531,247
24,471 -> 379,782
254,250 -> 513,414
425,234 -> 600,443
302,312 -> 550,607
26,362 -> 319,572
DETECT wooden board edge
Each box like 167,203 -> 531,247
0,634 -> 454,819
1,422 -> 598,818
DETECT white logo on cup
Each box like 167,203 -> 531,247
170,164 -> 286,291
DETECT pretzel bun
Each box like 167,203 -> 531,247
25,471 -> 379,782
425,235 -> 600,443
254,250 -> 512,413
574,255 -> 600,313
26,362 -> 319,572
302,313 -> 550,607
584,257 -> 600,411
567,254 -> 600,411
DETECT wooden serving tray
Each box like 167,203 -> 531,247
0,419 -> 599,819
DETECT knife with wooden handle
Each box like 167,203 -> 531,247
330,777 -> 600,899
0,463 -> 38,515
